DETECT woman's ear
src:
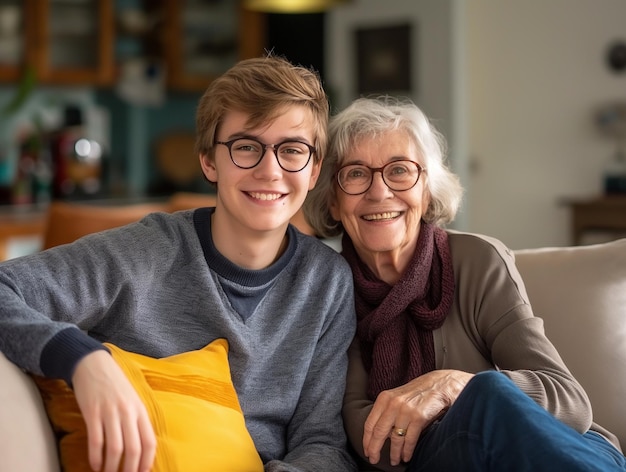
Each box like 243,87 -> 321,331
421,185 -> 432,220
329,199 -> 341,222
199,153 -> 217,183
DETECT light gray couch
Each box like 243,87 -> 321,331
1,238 -> 625,471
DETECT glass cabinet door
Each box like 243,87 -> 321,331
163,0 -> 265,91
31,0 -> 115,85
0,0 -> 26,81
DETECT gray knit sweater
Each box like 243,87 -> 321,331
0,208 -> 357,472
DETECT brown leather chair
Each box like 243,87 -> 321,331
42,201 -> 168,249
167,192 -> 217,212
43,192 -> 315,250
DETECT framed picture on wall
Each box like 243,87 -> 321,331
355,23 -> 412,96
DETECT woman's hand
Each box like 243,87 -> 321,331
72,350 -> 157,472
363,369 -> 474,466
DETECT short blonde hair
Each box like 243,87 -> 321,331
195,55 -> 329,166
304,96 -> 464,238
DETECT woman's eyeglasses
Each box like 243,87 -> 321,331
336,160 -> 425,195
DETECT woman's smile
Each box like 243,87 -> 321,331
361,211 -> 403,221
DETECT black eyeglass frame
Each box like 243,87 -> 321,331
336,160 -> 426,195
215,138 -> 316,173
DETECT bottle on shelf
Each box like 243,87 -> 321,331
50,105 -> 103,199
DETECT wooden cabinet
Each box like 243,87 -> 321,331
31,0 -> 116,85
0,0 -> 115,86
0,1 -> 26,82
0,0 -> 264,89
564,196 -> 626,245
160,0 -> 266,91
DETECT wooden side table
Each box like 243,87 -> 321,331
564,196 -> 626,245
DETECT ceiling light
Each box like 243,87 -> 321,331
243,0 -> 350,14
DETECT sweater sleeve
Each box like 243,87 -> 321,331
0,213 -> 176,378
0,243 -> 109,376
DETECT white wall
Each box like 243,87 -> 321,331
328,0 -> 626,249
466,0 -> 626,249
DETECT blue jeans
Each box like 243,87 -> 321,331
407,371 -> 626,472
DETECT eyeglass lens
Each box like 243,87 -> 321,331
221,138 -> 313,172
337,160 -> 422,195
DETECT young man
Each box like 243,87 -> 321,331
0,56 -> 357,472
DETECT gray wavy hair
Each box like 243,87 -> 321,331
304,96 -> 464,238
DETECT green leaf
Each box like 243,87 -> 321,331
1,67 -> 37,117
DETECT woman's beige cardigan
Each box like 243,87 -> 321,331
343,231 -> 619,472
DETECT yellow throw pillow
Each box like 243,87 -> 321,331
32,338 -> 263,472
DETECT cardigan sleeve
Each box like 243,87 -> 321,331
447,232 -> 593,433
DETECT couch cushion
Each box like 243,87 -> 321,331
0,351 -> 60,472
32,338 -> 263,472
514,238 -> 626,448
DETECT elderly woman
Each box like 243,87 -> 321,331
304,96 -> 625,471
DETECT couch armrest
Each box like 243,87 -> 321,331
0,352 -> 60,472
514,238 -> 626,449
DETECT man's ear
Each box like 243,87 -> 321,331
199,153 -> 217,183
308,159 -> 322,191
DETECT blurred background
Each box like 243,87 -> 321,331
1,0 -> 625,255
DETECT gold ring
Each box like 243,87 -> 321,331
393,428 -> 407,437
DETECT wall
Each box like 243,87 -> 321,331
465,0 -> 626,249
94,90 -> 199,197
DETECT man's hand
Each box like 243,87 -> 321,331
72,350 -> 157,472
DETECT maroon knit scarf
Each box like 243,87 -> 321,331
342,222 -> 455,400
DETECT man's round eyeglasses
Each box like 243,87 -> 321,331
336,160 -> 425,195
215,138 -> 316,173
